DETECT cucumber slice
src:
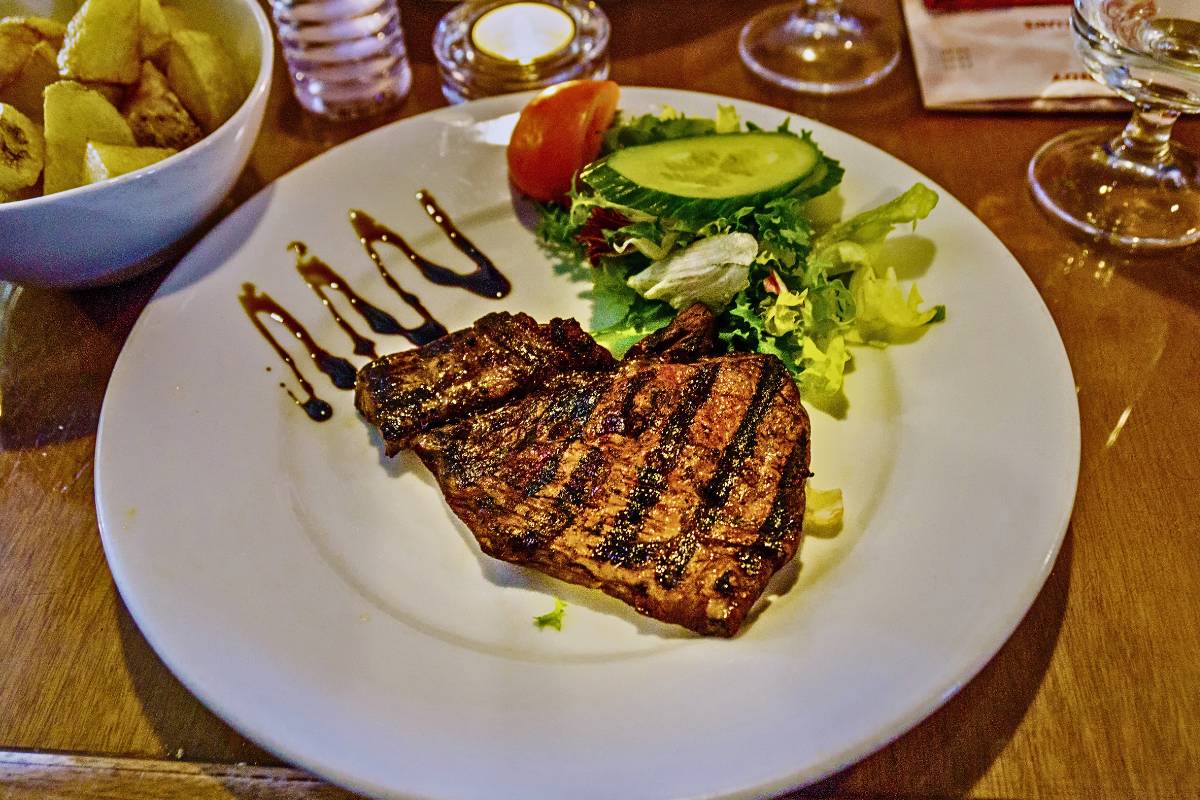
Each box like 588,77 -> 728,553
579,131 -> 838,224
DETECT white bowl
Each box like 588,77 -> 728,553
0,0 -> 273,288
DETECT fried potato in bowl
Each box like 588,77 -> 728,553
0,0 -> 272,287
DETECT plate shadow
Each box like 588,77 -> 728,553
112,592 -> 280,766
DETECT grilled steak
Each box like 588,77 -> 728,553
624,301 -> 719,362
355,304 -> 811,636
356,311 -> 614,454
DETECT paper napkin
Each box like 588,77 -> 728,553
903,0 -> 1126,111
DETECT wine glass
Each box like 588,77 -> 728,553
1028,0 -> 1200,249
738,0 -> 900,94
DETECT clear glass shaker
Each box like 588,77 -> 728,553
270,0 -> 413,120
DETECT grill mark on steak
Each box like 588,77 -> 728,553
524,443 -> 612,552
597,370 -> 655,436
556,446 -> 607,509
591,363 -> 721,568
739,429 -> 812,575
697,359 -> 787,530
420,373 -> 619,555
356,312 -> 613,453
520,378 -> 609,497
653,533 -> 700,590
651,359 -> 787,590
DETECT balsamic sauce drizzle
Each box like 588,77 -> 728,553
238,283 -> 356,422
290,241 -> 408,359
415,189 -> 511,299
350,190 -> 510,301
242,190 -> 512,420
348,210 -> 449,347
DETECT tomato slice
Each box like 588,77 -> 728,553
507,80 -> 620,203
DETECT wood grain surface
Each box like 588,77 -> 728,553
0,752 -> 359,800
2,1 -> 1198,798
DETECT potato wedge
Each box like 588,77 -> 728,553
4,16 -> 67,43
123,61 -> 201,150
81,81 -> 127,107
1,184 -> 43,202
160,3 -> 188,32
166,29 -> 244,132
1,183 -> 42,202
58,0 -> 141,85
140,0 -> 171,60
1,40 -> 58,122
0,20 -> 40,89
0,102 -> 44,192
83,140 -> 175,182
1,15 -> 66,89
43,80 -> 135,194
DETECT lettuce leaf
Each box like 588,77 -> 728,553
719,290 -> 800,372
588,261 -> 640,328
753,197 -> 815,270
609,219 -> 680,261
591,297 -> 675,357
804,485 -> 844,535
627,232 -> 758,311
848,265 -> 945,345
799,333 -> 850,397
533,598 -> 567,631
602,107 -> 724,153
812,183 -> 938,275
763,283 -> 807,337
535,202 -> 585,261
714,104 -> 741,133
586,261 -> 676,356
753,270 -> 855,397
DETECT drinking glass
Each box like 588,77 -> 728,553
1028,0 -> 1200,249
271,0 -> 412,120
738,0 -> 900,94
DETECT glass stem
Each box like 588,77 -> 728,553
1107,104 -> 1180,168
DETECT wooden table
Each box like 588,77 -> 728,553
2,1 -> 1198,797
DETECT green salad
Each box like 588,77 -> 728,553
535,105 -> 944,413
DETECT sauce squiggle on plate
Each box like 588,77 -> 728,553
239,190 -> 509,421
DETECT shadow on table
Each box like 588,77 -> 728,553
113,594 -> 280,768
0,168 -> 271,456
1114,247 -> 1200,315
149,182 -> 278,299
791,526 -> 1075,799
0,269 -> 165,454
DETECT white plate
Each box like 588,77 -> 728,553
96,88 -> 1079,800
